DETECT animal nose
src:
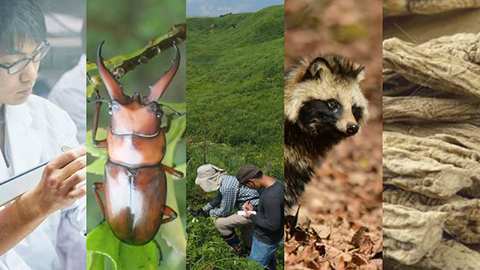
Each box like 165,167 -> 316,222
346,124 -> 359,135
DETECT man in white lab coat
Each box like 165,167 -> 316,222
0,1 -> 87,269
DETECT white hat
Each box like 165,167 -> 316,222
195,164 -> 226,192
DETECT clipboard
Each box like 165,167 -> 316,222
0,161 -> 48,206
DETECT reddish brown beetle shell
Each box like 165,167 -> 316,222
104,161 -> 167,245
107,128 -> 167,167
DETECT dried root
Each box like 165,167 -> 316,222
385,189 -> 480,244
383,203 -> 446,265
384,0 -> 480,17
383,31 -> 480,269
383,96 -> 480,124
383,38 -> 480,99
416,240 -> 480,270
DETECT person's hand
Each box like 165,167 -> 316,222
243,211 -> 251,219
242,202 -> 253,211
189,208 -> 201,216
28,146 -> 87,216
189,207 -> 209,217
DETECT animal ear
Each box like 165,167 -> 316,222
303,57 -> 330,81
97,41 -> 126,102
356,65 -> 366,82
147,44 -> 180,103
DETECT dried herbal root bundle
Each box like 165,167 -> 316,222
383,38 -> 480,99
384,0 -> 480,17
383,33 -> 480,269
385,189 -> 480,244
383,203 -> 446,265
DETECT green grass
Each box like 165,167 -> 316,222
186,5 -> 284,270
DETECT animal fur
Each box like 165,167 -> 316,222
284,54 -> 369,208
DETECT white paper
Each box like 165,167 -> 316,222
237,210 -> 256,215
0,162 -> 47,205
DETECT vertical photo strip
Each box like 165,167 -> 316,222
86,0 -> 186,269
0,0 -> 87,269
284,0 -> 383,269
383,2 -> 480,269
2,1 -> 480,270
186,1 -> 284,270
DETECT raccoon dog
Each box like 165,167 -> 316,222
284,55 -> 369,208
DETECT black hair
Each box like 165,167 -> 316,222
0,0 -> 47,54
252,171 -> 263,180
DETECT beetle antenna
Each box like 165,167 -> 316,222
158,103 -> 186,116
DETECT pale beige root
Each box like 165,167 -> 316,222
385,123 -> 480,151
383,38 -> 480,98
383,146 -> 472,198
384,131 -> 480,177
384,130 -> 480,198
384,0 -> 480,17
416,240 -> 480,270
383,203 -> 447,265
386,241 -> 480,270
384,189 -> 480,244
383,96 -> 480,124
418,33 -> 480,64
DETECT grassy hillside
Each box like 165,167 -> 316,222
186,5 -> 284,270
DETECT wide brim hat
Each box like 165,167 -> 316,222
195,164 -> 226,192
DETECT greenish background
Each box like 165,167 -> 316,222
186,5 -> 284,270
86,0 -> 186,269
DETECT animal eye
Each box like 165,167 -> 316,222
327,100 -> 339,110
156,105 -> 164,118
352,105 -> 363,120
108,103 -> 119,116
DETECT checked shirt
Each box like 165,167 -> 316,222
202,174 -> 260,217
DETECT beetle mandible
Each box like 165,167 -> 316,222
91,41 -> 183,245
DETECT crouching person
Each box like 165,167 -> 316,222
190,164 -> 260,255
237,164 -> 284,270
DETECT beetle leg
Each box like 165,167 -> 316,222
92,182 -> 106,219
161,164 -> 184,178
153,239 -> 163,266
160,114 -> 173,133
161,205 -> 178,224
92,102 -> 107,148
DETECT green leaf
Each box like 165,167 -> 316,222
157,114 -> 187,255
87,157 -> 107,175
87,222 -> 158,270
86,128 -> 108,159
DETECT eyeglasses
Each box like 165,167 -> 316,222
0,40 -> 51,75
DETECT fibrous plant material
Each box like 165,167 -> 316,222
383,32 -> 480,269
383,0 -> 480,17
384,122 -> 480,153
383,204 -> 446,265
383,96 -> 480,124
418,33 -> 480,63
384,189 -> 480,244
415,240 -> 480,270
383,38 -> 480,99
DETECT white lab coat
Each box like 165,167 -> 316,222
48,54 -> 87,144
0,95 -> 86,270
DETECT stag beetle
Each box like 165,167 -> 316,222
91,41 -> 183,245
